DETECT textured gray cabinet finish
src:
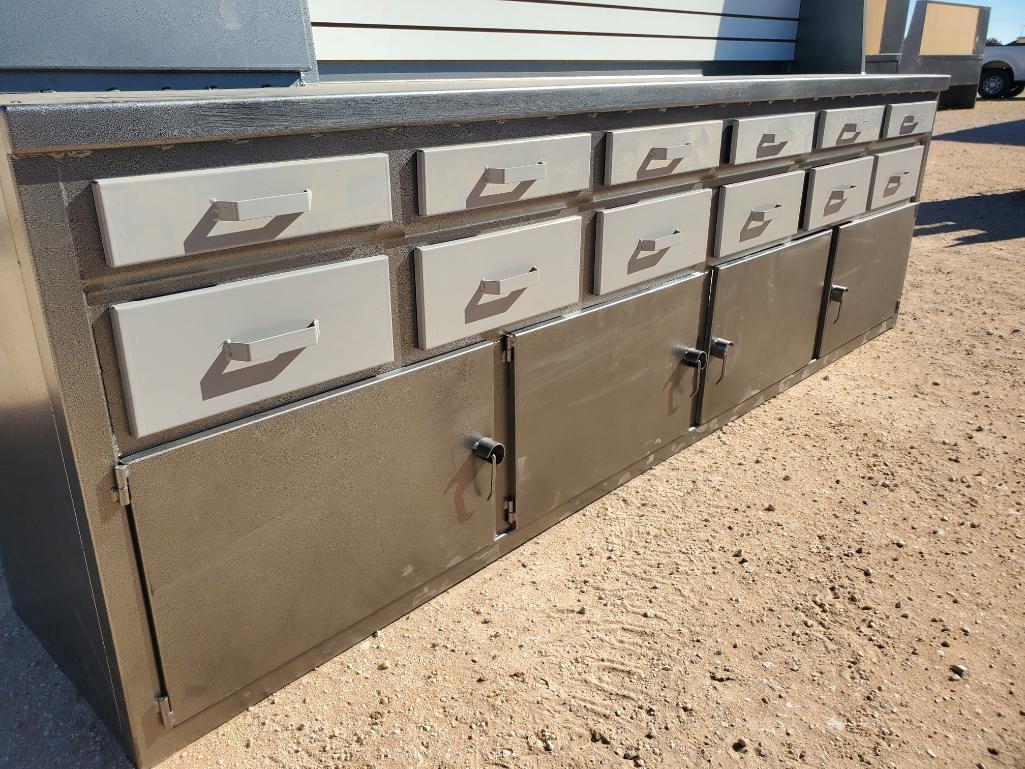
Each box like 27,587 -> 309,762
111,258 -> 394,438
803,156 -> 874,230
511,274 -> 707,528
119,343 -> 498,725
94,155 -> 393,267
417,133 -> 591,216
815,105 -> 885,148
594,189 -> 712,294
414,217 -> 582,349
604,120 -> 724,186
700,231 -> 831,423
729,112 -> 816,164
883,101 -> 937,137
715,170 -> 805,258
870,145 -> 925,210
819,204 -> 917,357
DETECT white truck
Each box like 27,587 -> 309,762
980,38 -> 1025,98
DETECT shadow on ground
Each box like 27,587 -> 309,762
916,190 -> 1025,246
932,118 -> 1025,146
0,567 -> 131,769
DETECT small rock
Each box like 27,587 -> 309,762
732,737 -> 749,752
950,664 -> 968,678
377,660 -> 391,670
733,548 -> 744,558
894,539 -> 906,548
765,503 -> 776,512
576,606 -> 587,615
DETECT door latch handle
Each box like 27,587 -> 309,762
709,338 -> 734,384
639,230 -> 682,252
480,267 -> 540,296
223,320 -> 320,363
651,143 -> 695,161
211,190 -> 313,221
472,437 -> 506,502
679,347 -> 707,396
829,284 -> 849,323
483,162 -> 547,185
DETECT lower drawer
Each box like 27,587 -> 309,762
594,189 -> 712,295
415,217 -> 582,349
111,257 -> 395,438
715,170 -> 805,259
804,156 -> 874,230
119,343 -> 499,726
870,145 -> 925,210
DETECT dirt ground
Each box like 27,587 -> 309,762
2,97 -> 1023,769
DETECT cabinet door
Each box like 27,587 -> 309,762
512,273 -> 707,528
818,204 -> 917,357
700,231 -> 831,423
122,344 -> 498,725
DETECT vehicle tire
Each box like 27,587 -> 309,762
978,69 -> 1011,99
1009,84 -> 1025,98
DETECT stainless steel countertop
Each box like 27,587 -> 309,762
0,73 -> 949,154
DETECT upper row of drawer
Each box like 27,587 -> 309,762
94,101 -> 937,268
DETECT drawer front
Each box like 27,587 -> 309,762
883,101 -> 937,138
729,112 -> 816,164
121,343 -> 498,725
819,204 -> 917,357
604,120 -> 724,186
700,232 -> 831,424
594,189 -> 712,295
111,258 -> 394,438
715,170 -> 805,258
815,105 -> 886,148
417,134 -> 591,216
803,156 -> 874,230
415,217 -> 582,349
512,273 -> 707,528
94,154 -> 393,267
870,145 -> 925,210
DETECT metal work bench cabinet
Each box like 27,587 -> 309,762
0,65 -> 945,769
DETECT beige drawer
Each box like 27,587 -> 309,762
729,112 -> 816,165
604,120 -> 724,186
94,155 -> 393,268
414,217 -> 582,349
111,257 -> 395,438
715,170 -> 805,259
417,134 -> 591,216
803,157 -> 874,230
883,101 -> 937,138
870,145 -> 926,210
594,189 -> 712,295
815,105 -> 886,148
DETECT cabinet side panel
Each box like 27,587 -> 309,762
0,126 -> 125,751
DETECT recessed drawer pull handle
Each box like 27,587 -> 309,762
750,203 -> 784,222
483,162 -> 547,185
899,116 -> 920,134
223,320 -> 321,363
480,268 -> 540,296
651,143 -> 696,161
838,122 -> 862,139
887,170 -> 912,185
211,190 -> 313,222
639,230 -> 682,252
761,130 -> 792,144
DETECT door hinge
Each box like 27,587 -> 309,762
503,336 -> 516,363
504,496 -> 517,527
157,694 -> 175,729
114,463 -> 131,507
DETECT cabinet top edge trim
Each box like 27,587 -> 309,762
3,75 -> 947,156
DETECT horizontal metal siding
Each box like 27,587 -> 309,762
310,0 -> 800,64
